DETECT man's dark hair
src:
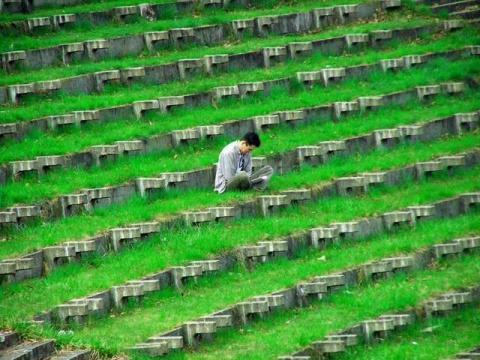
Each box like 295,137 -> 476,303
241,132 -> 261,147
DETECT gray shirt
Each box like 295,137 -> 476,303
214,140 -> 252,193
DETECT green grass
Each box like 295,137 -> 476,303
6,224 -> 479,356
0,0 -> 386,53
334,305 -> 480,360
0,12 -> 442,86
1,121 -> 478,257
2,25 -> 479,122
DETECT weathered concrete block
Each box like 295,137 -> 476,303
397,125 -> 424,140
177,58 -> 203,79
211,85 -> 239,101
46,114 -> 76,130
251,114 -> 280,131
230,18 -> 255,37
183,210 -> 215,225
334,4 -> 358,23
60,42 -> 84,64
330,222 -> 359,238
132,100 -> 159,119
361,318 -> 395,340
197,125 -> 224,138
441,82 -> 465,95
454,236 -> 480,251
170,264 -> 203,288
52,14 -> 76,28
172,129 -> 200,146
0,211 -> 18,224
258,195 -> 290,215
36,155 -> 64,175
432,242 -> 463,258
253,294 -> 286,310
378,58 -> 405,72
43,245 -> 76,268
126,279 -> 160,293
207,206 -> 236,220
94,70 -> 120,92
189,260 -> 220,273
416,85 -> 441,100
262,47 -> 287,68
1,51 -> 26,72
378,313 -> 413,327
146,335 -> 183,349
113,5 -> 138,18
35,79 -> 61,94
402,54 -> 425,68
314,274 -> 346,288
361,172 -> 387,185
406,205 -> 436,220
236,300 -> 269,324
296,71 -> 321,86
381,0 -> 402,8
203,54 -> 229,75
276,110 -> 305,125
110,283 -> 145,307
8,83 -> 35,104
309,226 -> 339,248
326,334 -> 358,346
240,245 -> 268,260
423,297 -> 454,316
373,128 -> 400,147
144,31 -> 169,52
332,101 -> 358,119
136,177 -> 167,197
438,155 -> 466,171
66,240 -> 98,255
454,112 -> 479,134
73,110 -> 100,125
440,292 -> 473,306
128,342 -> 169,356
415,161 -> 444,178
238,82 -> 265,97
199,314 -> 232,328
311,340 -> 345,354
370,30 -> 392,45
357,96 -> 383,110
162,172 -> 188,186
0,123 -> 17,138
320,68 -> 346,86
120,67 -> 146,84
6,206 -> 39,221
312,7 -> 336,28
257,241 -> 289,254
443,19 -> 464,31
182,320 -> 217,346
280,189 -> 311,203
336,176 -> 368,195
84,39 -> 109,60
89,145 -> 119,166
382,211 -> 415,229
109,227 -> 141,251
158,96 -> 185,113
362,260 -> 393,278
345,33 -> 369,48
169,27 -> 196,47
296,146 -> 325,163
9,159 -> 38,178
287,42 -> 313,59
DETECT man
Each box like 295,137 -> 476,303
214,132 -> 273,193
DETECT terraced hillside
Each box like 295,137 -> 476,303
0,0 -> 479,359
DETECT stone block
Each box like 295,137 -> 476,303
60,42 -> 84,64
144,31 -> 169,52
0,123 -> 17,138
443,20 -> 464,31
276,110 -> 305,124
345,33 -> 369,48
432,242 -> 463,258
36,155 -> 64,175
8,83 -> 35,104
335,176 -> 368,195
197,125 -> 224,138
177,58 -> 203,79
147,336 -> 183,349
378,58 -> 406,72
207,206 -> 236,220
401,54 -> 426,69
1,51 -> 26,72
334,4 -> 358,23
309,226 -> 339,248
158,96 -> 185,113
59,193 -> 88,217
6,206 -> 39,220
257,241 -> 289,254
136,177 -> 167,197
203,54 -> 229,75
415,161 -> 444,178
132,100 -> 159,119
296,146 -> 325,162
171,129 -> 200,146
262,47 -> 287,68
251,114 -> 280,131
73,110 -> 100,125
35,79 -> 61,93
43,245 -> 76,267
361,318 -> 395,340
296,280 -> 328,298
465,45 -> 480,55
438,155 -> 466,170
56,302 -> 89,323
424,297 -> 454,315
94,70 -> 120,92
128,342 -> 169,356
236,300 -> 269,324
330,222 -> 359,238
357,96 -> 383,110
332,101 -> 358,119
66,240 -> 97,254
84,39 -> 109,60
258,195 -> 290,215
382,211 -> 415,229
0,262 -> 16,275
189,260 -> 220,273
46,114 -> 76,130
183,321 -> 217,346
52,14 -> 76,28
326,334 -> 358,346
406,205 -> 436,220
238,82 -> 265,97
314,274 -> 345,288
114,140 -> 145,156
440,292 -> 473,305
287,42 -> 313,59
378,313 -> 413,327
441,82 -> 465,95
398,125 -> 424,140
240,245 -> 268,260
454,236 -> 480,250
296,71 -> 321,86
130,221 -> 161,237
126,280 -> 160,293
199,314 -> 232,328
280,189 -> 312,203
183,210 -> 215,225
381,0 -> 402,8
416,85 -> 441,100
454,112 -> 478,134
163,172 -> 188,186
361,172 -> 387,185
27,17 -> 51,31
169,27 -> 196,46
370,30 -> 393,44
251,156 -> 268,171
120,67 -> 146,83
109,227 -> 141,251
253,294 -> 286,309
9,159 -> 38,178
170,264 -> 203,288
373,128 -> 401,147
320,68 -> 346,86
89,145 -> 119,166
312,7 -> 335,28
311,340 -> 345,354
211,85 -> 239,101
84,187 -> 113,209
113,5 -> 138,18
362,260 -> 393,278
230,18 -> 255,37
110,283 -> 145,307
254,15 -> 279,36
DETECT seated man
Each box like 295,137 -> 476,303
214,132 -> 273,193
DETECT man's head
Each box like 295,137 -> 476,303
239,132 -> 261,154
